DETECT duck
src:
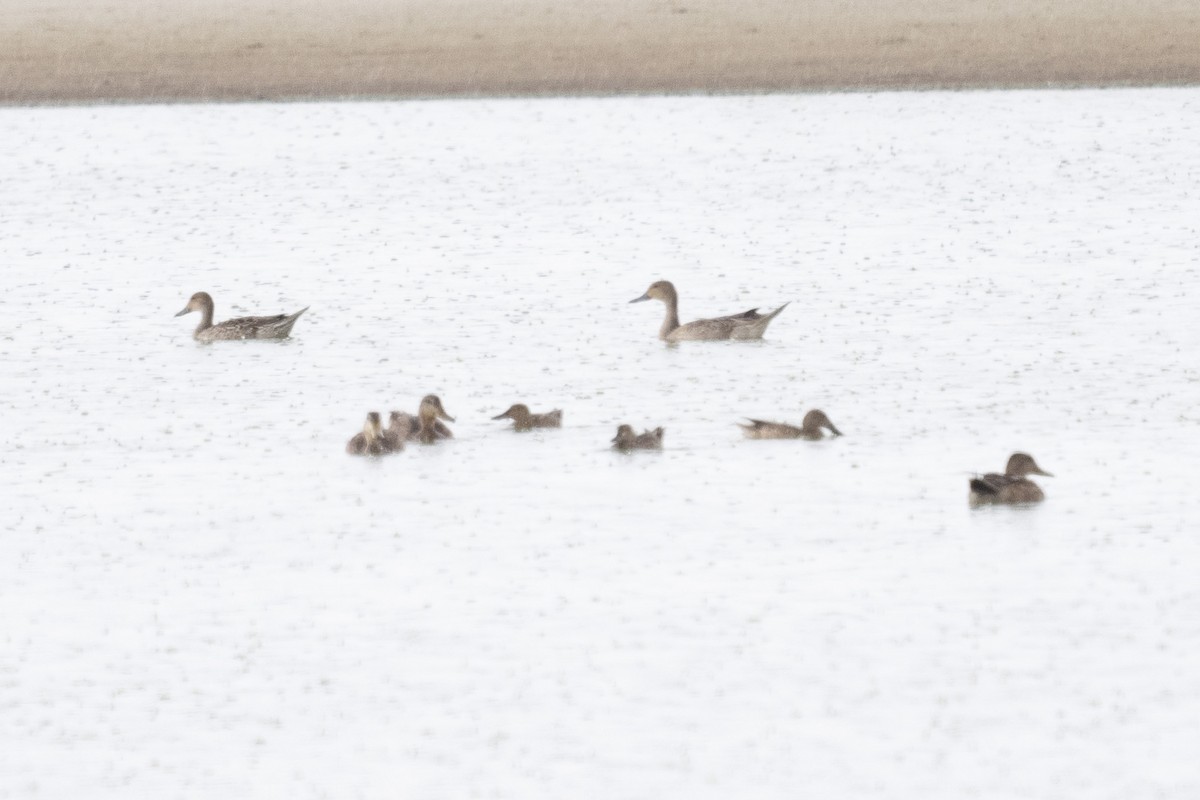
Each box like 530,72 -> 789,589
175,291 -> 308,341
969,452 -> 1053,505
612,424 -> 664,451
492,403 -> 563,431
414,395 -> 456,444
739,409 -> 843,440
387,396 -> 454,443
629,280 -> 788,342
382,411 -> 414,452
346,412 -> 392,456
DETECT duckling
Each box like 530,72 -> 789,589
415,395 -> 456,445
175,291 -> 307,341
346,412 -> 390,456
388,398 -> 452,442
739,409 -> 843,440
381,411 -> 412,452
629,280 -> 788,342
612,424 -> 664,451
492,404 -> 563,431
969,452 -> 1054,505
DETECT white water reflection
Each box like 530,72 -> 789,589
1,90 -> 1198,798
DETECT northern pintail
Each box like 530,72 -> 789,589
387,396 -> 454,444
175,291 -> 308,341
629,280 -> 788,342
382,411 -> 414,452
612,424 -> 664,451
346,412 -> 392,456
492,404 -> 563,431
969,452 -> 1053,505
739,409 -> 843,440
414,395 -> 456,444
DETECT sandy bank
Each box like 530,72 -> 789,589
3,0 -> 1199,104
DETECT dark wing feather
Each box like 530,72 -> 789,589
215,313 -> 290,329
970,472 -> 1016,495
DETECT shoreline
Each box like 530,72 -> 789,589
4,0 -> 1199,106
8,80 -> 1198,111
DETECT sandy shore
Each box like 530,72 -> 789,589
3,0 -> 1199,104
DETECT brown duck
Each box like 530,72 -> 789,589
969,453 -> 1053,505
612,424 -> 664,451
413,395 -> 456,444
629,280 -> 788,342
386,396 -> 454,444
382,411 -> 414,452
492,404 -> 563,431
739,410 -> 843,440
346,412 -> 391,456
175,291 -> 307,341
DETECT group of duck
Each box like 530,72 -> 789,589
175,283 -> 1054,505
344,397 -> 564,455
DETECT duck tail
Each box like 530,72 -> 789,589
969,477 -> 998,495
275,306 -> 309,335
761,302 -> 790,323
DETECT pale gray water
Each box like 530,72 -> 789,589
1,90 -> 1199,798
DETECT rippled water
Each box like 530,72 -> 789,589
2,90 -> 1199,798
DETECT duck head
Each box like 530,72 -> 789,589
419,394 -> 455,422
1005,452 -> 1053,478
611,424 -> 635,444
803,409 -> 843,437
175,291 -> 214,317
492,404 -> 531,422
363,411 -> 384,440
629,280 -> 678,305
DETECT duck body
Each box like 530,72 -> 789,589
969,452 -> 1053,505
347,412 -> 395,456
612,424 -> 664,451
414,395 -> 456,445
385,398 -> 454,444
739,409 -> 843,440
382,411 -> 414,451
630,280 -> 788,342
346,432 -> 388,456
492,404 -> 563,432
391,413 -> 452,442
176,291 -> 307,341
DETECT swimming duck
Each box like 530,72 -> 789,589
175,291 -> 308,341
739,409 -> 843,440
346,412 -> 391,456
969,452 -> 1053,505
388,397 -> 454,443
492,404 -> 563,431
382,411 -> 414,451
612,424 -> 664,451
629,280 -> 788,342
414,395 -> 456,444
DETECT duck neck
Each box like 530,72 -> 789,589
417,412 -> 437,443
194,302 -> 214,336
659,295 -> 680,340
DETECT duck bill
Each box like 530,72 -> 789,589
438,409 -> 456,423
629,293 -> 650,303
491,411 -> 510,420
174,306 -> 192,317
1033,468 -> 1054,477
827,423 -> 844,437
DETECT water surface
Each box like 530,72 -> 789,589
1,90 -> 1198,798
